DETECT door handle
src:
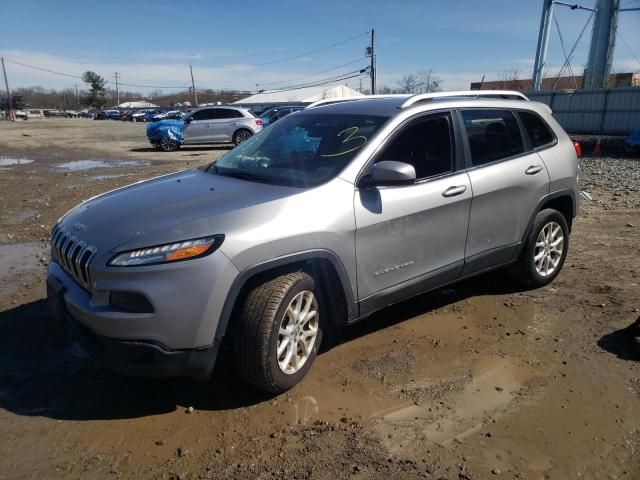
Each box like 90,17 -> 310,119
525,165 -> 543,175
442,185 -> 467,197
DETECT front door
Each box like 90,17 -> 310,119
183,108 -> 216,143
354,112 -> 472,312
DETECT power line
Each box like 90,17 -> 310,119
3,58 -> 189,89
255,57 -> 368,89
263,73 -> 367,94
253,31 -> 370,66
262,69 -> 369,94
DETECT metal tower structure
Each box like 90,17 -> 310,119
583,0 -> 619,89
532,0 -> 639,91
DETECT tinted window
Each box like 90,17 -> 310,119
378,114 -> 453,179
217,108 -> 241,119
519,111 -> 554,148
462,110 -> 524,165
190,108 -> 216,121
210,113 -> 389,187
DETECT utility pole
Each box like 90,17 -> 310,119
584,0 -> 620,89
532,0 -> 555,91
74,83 -> 79,107
190,64 -> 198,106
1,57 -> 15,121
369,29 -> 376,95
113,72 -> 120,106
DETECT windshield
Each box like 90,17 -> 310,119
209,113 -> 389,187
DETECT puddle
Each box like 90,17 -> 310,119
0,157 -> 34,166
55,160 -> 150,171
3,209 -> 37,225
375,357 -> 536,452
0,243 -> 46,280
90,173 -> 135,181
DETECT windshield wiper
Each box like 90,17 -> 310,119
216,170 -> 275,184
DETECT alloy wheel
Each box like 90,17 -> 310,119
276,290 -> 319,375
534,221 -> 564,277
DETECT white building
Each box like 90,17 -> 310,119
234,85 -> 363,104
117,101 -> 159,108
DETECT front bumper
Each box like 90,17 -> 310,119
46,249 -> 239,378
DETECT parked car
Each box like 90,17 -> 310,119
48,91 -> 578,393
260,105 -> 304,127
130,110 -> 149,122
146,106 -> 262,151
65,110 -> 81,118
151,110 -> 184,122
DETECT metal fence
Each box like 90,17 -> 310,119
526,87 -> 640,135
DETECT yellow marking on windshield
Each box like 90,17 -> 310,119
320,126 -> 368,158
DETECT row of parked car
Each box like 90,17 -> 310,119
145,104 -> 307,151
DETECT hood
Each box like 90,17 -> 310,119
58,169 -> 299,256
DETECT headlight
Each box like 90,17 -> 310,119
108,235 -> 224,267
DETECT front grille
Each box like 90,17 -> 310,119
51,224 -> 97,290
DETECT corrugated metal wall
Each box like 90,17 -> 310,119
526,88 -> 640,135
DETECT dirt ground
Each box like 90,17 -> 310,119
0,118 -> 639,480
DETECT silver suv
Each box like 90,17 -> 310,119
147,106 -> 263,151
48,91 -> 578,393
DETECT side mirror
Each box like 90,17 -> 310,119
360,161 -> 416,188
184,117 -> 192,123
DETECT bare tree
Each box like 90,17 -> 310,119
398,74 -> 419,94
499,66 -> 522,90
397,69 -> 442,94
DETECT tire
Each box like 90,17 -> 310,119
233,272 -> 322,393
233,129 -> 253,146
511,208 -> 569,288
159,137 -> 180,152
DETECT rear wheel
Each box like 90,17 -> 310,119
233,129 -> 253,146
233,272 -> 322,393
511,209 -> 569,287
159,137 -> 180,152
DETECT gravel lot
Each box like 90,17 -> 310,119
0,118 -> 639,479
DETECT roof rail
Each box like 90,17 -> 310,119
305,94 -> 408,109
400,90 -> 529,109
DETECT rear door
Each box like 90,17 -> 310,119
183,108 -> 216,143
354,111 -> 471,312
212,108 -> 243,142
460,108 -> 550,275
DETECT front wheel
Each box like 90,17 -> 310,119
233,272 -> 322,393
511,209 -> 569,288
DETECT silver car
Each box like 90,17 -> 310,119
48,91 -> 578,393
147,106 -> 263,151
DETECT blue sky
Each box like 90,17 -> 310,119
1,0 -> 639,93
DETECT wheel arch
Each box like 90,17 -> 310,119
233,127 -> 253,139
214,250 -> 357,342
514,189 -> 576,259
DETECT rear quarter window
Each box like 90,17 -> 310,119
518,111 -> 555,149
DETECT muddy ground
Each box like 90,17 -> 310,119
0,118 -> 639,480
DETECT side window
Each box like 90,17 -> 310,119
461,109 -> 524,166
518,111 -> 555,149
377,113 -> 454,179
217,108 -> 241,119
190,109 -> 216,121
